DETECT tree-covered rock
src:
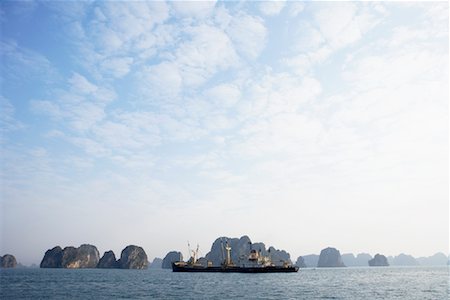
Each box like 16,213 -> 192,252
118,245 -> 148,269
162,251 -> 183,269
149,257 -> 163,269
40,246 -> 63,268
0,254 -> 17,268
97,250 -> 119,268
317,247 -> 345,267
61,244 -> 100,268
369,254 -> 389,266
295,256 -> 307,268
204,236 -> 293,267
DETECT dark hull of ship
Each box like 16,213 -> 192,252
172,264 -> 299,273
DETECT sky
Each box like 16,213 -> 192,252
0,1 -> 448,266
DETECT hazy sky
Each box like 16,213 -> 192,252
0,1 -> 448,265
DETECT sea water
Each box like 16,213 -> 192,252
1,266 -> 448,299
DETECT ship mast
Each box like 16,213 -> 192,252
225,242 -> 232,266
187,242 -> 199,264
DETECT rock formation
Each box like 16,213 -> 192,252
205,236 -> 252,266
417,252 -> 448,266
295,256 -> 307,268
267,246 -> 291,266
118,245 -> 148,269
0,254 -> 17,268
204,236 -> 293,267
97,250 -> 119,268
196,257 -> 209,267
41,244 -> 148,269
162,251 -> 183,269
342,253 -> 373,267
149,257 -> 163,269
61,244 -> 100,268
317,247 -> 345,267
369,254 -> 389,266
60,246 -> 78,268
40,246 -> 63,268
301,254 -> 319,267
391,253 -> 419,266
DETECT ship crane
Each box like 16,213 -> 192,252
187,242 -> 200,264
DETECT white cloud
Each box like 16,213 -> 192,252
31,73 -> 116,134
0,96 -> 24,134
139,62 -> 182,101
314,2 -> 359,49
176,24 -> 238,87
226,13 -> 267,60
43,1 -> 89,21
290,22 -> 325,53
204,83 -> 241,108
0,40 -> 56,82
314,2 -> 381,50
288,2 -> 305,17
68,73 -> 98,94
66,1 -> 170,79
95,27 -> 124,53
100,56 -> 134,78
237,72 -> 322,119
158,114 -> 207,142
30,99 -> 63,120
171,1 -> 217,19
282,46 -> 332,75
69,102 -> 106,132
91,1 -> 169,47
342,49 -> 447,92
236,112 -> 324,158
92,120 -> 156,150
136,23 -> 239,99
259,1 -> 286,16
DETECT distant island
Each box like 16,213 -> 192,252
0,254 -> 17,268
40,244 -> 148,269
369,254 -> 389,267
296,251 -> 448,268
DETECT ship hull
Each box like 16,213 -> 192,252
172,264 -> 299,273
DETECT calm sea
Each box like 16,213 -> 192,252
1,266 -> 448,299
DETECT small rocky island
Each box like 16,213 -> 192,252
369,254 -> 389,266
118,245 -> 148,269
162,251 -> 183,269
40,244 -> 148,269
0,254 -> 17,268
295,256 -> 307,268
97,250 -> 119,268
40,244 -> 99,268
317,247 -> 346,267
149,257 -> 163,269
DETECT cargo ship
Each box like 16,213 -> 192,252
172,241 -> 299,273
